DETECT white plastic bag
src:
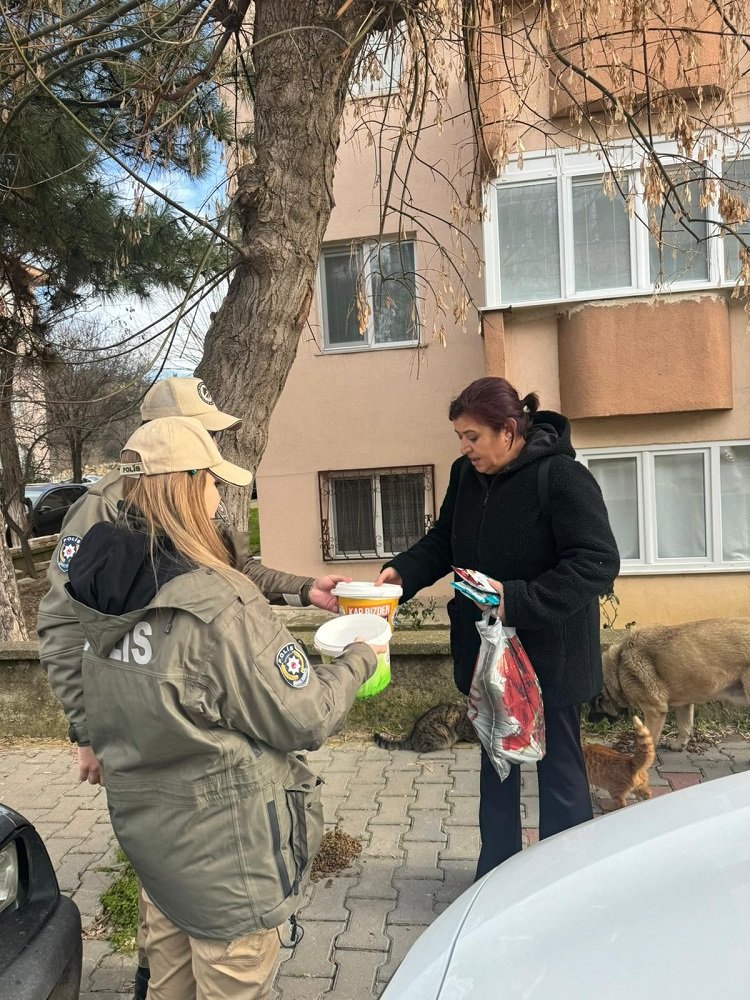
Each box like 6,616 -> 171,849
467,613 -> 546,780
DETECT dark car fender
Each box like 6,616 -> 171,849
0,805 -> 82,1000
0,895 -> 82,1000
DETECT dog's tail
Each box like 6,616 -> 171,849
631,716 -> 656,772
374,732 -> 412,751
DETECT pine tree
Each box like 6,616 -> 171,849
0,0 -> 232,628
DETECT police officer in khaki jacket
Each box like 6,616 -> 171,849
39,376 -> 350,778
62,416 -> 380,999
37,377 -> 351,999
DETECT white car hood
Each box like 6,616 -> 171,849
384,771 -> 750,999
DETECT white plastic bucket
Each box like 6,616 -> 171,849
314,614 -> 392,699
331,582 -> 403,627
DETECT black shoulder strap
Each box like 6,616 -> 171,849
537,456 -> 554,520
538,455 -> 575,518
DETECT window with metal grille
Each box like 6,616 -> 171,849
318,466 -> 435,560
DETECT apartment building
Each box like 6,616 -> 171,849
257,5 -> 750,625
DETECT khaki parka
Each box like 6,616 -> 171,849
66,566 -> 376,939
37,470 -> 317,746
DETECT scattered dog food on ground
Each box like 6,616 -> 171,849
310,827 -> 362,881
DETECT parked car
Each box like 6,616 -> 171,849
0,803 -> 82,998
23,483 -> 89,538
80,475 -> 101,485
382,770 -> 750,999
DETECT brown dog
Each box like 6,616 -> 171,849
593,619 -> 750,751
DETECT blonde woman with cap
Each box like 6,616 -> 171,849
40,378 -> 350,783
63,416 -> 380,999
37,378 -> 353,999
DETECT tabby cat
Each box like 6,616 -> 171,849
583,716 -> 655,809
375,703 -> 478,752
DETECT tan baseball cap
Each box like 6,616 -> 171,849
140,377 -> 241,432
120,416 -> 253,487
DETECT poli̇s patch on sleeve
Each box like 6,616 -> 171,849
57,534 -> 82,574
275,642 -> 310,689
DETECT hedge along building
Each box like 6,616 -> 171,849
255,2 -> 750,626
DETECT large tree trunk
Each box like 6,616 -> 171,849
196,1 -> 366,525
3,508 -> 37,580
0,508 -> 29,642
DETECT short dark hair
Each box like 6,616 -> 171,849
448,377 -> 539,440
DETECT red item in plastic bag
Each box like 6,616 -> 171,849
467,615 -> 546,780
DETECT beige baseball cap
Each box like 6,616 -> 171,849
120,416 -> 253,487
140,377 -> 241,432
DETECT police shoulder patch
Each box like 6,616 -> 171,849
275,642 -> 310,689
57,534 -> 82,574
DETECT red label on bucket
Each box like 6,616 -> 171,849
343,606 -> 391,619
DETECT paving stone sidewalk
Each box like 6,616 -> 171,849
1,736 -> 749,999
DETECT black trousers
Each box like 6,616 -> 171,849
475,703 -> 593,880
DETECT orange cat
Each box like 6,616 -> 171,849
583,716 -> 655,809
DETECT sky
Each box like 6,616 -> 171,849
94,148 -> 230,375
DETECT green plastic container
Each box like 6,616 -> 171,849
313,614 -> 392,699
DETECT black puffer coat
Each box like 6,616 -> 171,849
389,411 -> 620,708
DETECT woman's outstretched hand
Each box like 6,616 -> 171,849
374,567 -> 402,587
309,574 -> 352,613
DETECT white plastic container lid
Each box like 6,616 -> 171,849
331,582 -> 403,598
314,614 -> 392,656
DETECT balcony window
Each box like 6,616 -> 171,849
572,176 -> 632,292
722,158 -> 750,281
649,168 -> 709,285
496,180 -> 561,302
485,139 -> 750,307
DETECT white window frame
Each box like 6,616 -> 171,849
319,465 -> 434,561
318,238 -> 420,354
484,131 -> 750,309
578,440 -> 750,575
349,28 -> 404,98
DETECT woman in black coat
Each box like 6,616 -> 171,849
377,377 -> 620,877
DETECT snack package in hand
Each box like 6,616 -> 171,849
450,566 -> 501,607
